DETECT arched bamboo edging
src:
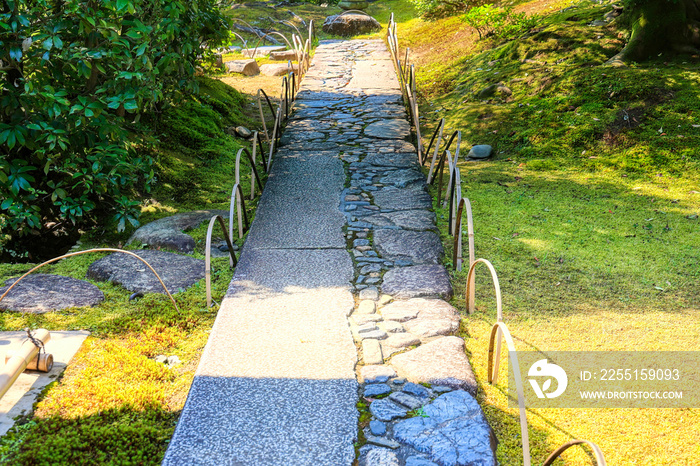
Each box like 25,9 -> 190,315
235,147 -> 265,198
465,258 -> 502,317
205,215 -> 237,308
487,321 -> 607,466
453,197 -> 474,273
257,88 -> 276,143
228,182 -> 250,240
424,118 -> 445,171
0,248 -> 179,312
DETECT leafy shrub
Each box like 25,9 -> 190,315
463,5 -> 538,40
0,0 -> 230,261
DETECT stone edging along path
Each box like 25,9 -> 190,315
163,40 -> 495,466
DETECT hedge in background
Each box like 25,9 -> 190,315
0,0 -> 229,261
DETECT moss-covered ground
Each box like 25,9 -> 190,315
399,0 -> 700,464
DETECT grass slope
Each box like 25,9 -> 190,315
398,0 -> 700,464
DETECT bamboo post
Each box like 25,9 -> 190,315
0,329 -> 51,401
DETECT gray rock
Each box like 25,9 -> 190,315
241,45 -> 286,58
393,391 -> 496,466
322,14 -> 382,37
390,336 -> 477,395
365,153 -> 419,169
270,49 -> 303,61
155,354 -> 168,364
467,145 -> 492,160
166,355 -> 181,366
87,250 -> 205,295
361,329 -> 388,340
379,169 -> 426,189
0,274 -> 104,314
363,339 -> 384,365
356,300 -> 378,314
380,333 -> 421,358
235,126 -> 252,138
225,59 -> 260,76
381,265 -> 453,300
260,63 -> 300,76
403,382 -> 430,399
360,287 -> 380,301
406,457 -> 439,466
370,399 -> 408,421
128,210 -> 229,254
374,230 -> 442,265
364,383 -> 392,398
433,385 -> 453,394
373,188 -> 432,211
477,82 -> 512,99
589,19 -> 607,26
353,314 -> 384,326
361,365 -> 397,383
366,436 -> 401,449
388,391 -> 423,410
393,298 -> 461,340
364,120 -> 411,140
369,420 -> 387,436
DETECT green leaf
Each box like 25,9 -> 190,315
53,36 -> 63,49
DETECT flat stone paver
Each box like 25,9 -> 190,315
0,274 -> 103,313
87,250 -> 204,295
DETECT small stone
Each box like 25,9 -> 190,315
155,355 -> 167,364
364,383 -> 392,398
360,264 -> 382,274
389,392 -> 423,410
359,287 -> 380,301
370,399 -> 408,421
363,447 -> 399,466
432,385 -> 453,394
382,332 -> 420,352
166,355 -> 181,366
358,323 -> 379,333
361,365 -> 397,383
403,382 -> 430,399
391,378 -> 406,385
378,294 -> 394,306
363,339 -> 384,365
369,420 -> 387,436
235,126 -> 252,138
366,436 -> 401,449
467,145 -> 493,160
353,314 -> 384,326
361,329 -> 388,340
354,238 -> 370,247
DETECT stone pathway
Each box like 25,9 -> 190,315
164,40 -> 493,466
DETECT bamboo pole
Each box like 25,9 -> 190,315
0,329 -> 51,401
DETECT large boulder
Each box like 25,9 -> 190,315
322,14 -> 382,37
127,210 -> 228,254
225,59 -> 260,76
260,63 -> 300,77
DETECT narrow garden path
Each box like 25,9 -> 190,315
164,40 -> 492,466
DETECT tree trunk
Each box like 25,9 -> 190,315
619,0 -> 700,62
